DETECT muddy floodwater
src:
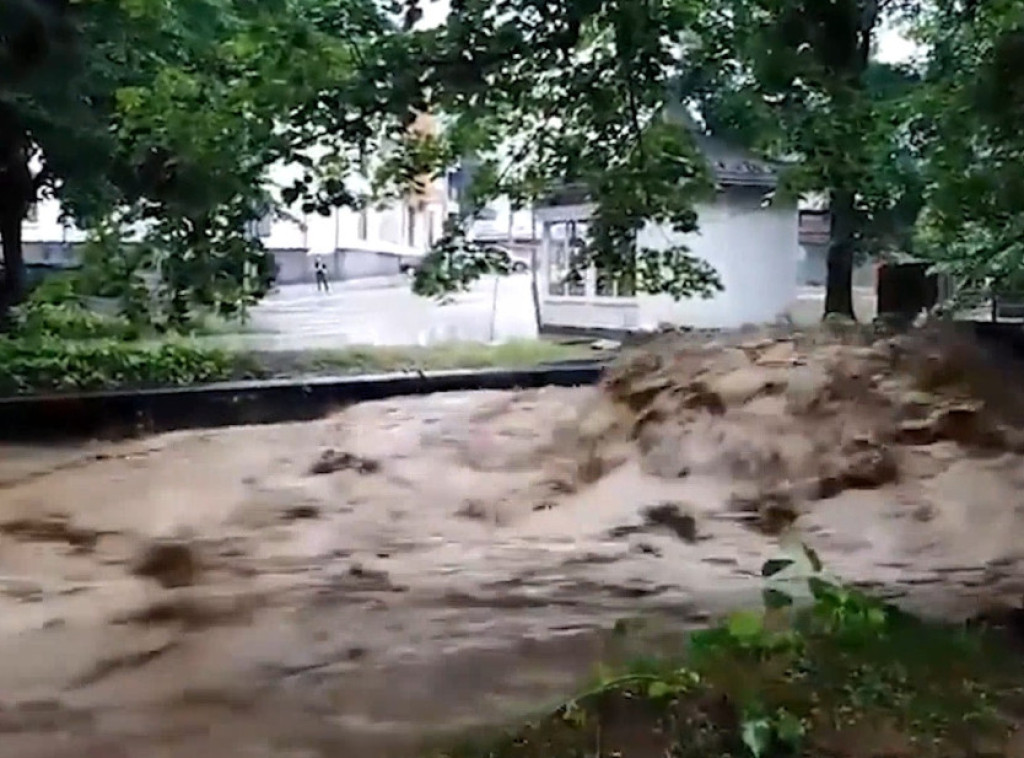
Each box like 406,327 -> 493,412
4,342 -> 1024,757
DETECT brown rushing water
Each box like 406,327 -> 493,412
3,341 -> 1024,757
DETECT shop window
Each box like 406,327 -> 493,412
547,220 -> 588,296
596,265 -> 636,298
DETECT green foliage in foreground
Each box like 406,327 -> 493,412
0,332 -> 595,395
434,547 -> 1021,758
252,339 -> 594,377
13,273 -> 252,341
0,338 -> 235,395
12,301 -> 140,342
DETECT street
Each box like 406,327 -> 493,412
218,276 -> 878,350
234,274 -> 539,350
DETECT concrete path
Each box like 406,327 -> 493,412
216,278 -> 878,351
228,274 -> 538,350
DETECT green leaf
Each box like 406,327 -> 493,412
761,558 -> 795,578
727,610 -> 764,640
774,710 -> 805,746
867,606 -> 888,628
647,680 -> 674,699
741,718 -> 773,758
808,576 -> 841,601
562,701 -> 587,728
801,544 -> 824,573
762,588 -> 794,609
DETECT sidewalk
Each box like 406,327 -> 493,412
268,274 -> 409,298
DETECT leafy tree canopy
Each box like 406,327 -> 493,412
0,0 -> 423,326
400,0 -> 936,318
4,0 -> 1023,328
913,0 -> 1024,303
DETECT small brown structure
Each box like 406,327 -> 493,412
876,260 -> 940,323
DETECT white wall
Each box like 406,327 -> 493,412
19,160 -> 449,275
469,196 -> 537,241
23,196 -> 84,246
639,191 -> 799,329
537,191 -> 801,332
259,157 -> 447,258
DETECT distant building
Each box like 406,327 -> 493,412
20,115 -> 455,286
532,129 -> 800,334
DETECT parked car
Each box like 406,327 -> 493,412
485,246 -> 529,273
400,246 -> 530,275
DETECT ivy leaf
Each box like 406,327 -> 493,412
727,610 -> 764,640
761,558 -> 795,578
741,718 -> 773,758
762,588 -> 794,609
774,710 -> 805,746
801,544 -> 824,573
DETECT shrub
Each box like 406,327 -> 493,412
13,272 -> 142,341
0,338 -> 236,395
13,302 -> 140,341
437,545 -> 1019,758
25,271 -> 83,305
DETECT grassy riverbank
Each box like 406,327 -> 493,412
0,336 -> 600,396
431,550 -> 1024,758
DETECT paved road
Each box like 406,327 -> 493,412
215,277 -> 878,351
231,274 -> 539,350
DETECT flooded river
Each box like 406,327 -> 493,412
2,347 -> 1024,756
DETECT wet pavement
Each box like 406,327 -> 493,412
226,274 -> 538,350
209,277 -> 878,351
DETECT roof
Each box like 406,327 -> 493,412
668,105 -> 781,189
536,111 -> 780,209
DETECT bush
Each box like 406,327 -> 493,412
13,302 -> 141,341
0,338 -> 236,395
13,272 -> 142,341
25,271 -> 83,305
437,545 -> 1020,758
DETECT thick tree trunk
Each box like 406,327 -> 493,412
822,2 -> 876,322
0,205 -> 26,306
823,189 -> 857,320
0,103 -> 34,324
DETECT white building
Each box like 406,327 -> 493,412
22,179 -> 451,285
21,114 -> 455,285
532,131 -> 811,334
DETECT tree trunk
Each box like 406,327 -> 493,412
823,189 -> 857,320
822,1 -> 876,322
529,242 -> 543,333
0,104 -> 34,324
0,204 -> 26,307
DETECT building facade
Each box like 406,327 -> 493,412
531,132 -> 809,334
21,114 -> 455,285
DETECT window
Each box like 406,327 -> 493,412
547,220 -> 588,296
406,206 -> 416,247
596,264 -> 636,297
446,171 -> 460,202
255,211 -> 273,238
246,208 -> 272,238
358,208 -> 368,240
595,240 -> 637,298
547,220 -> 638,299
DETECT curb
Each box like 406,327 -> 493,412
0,363 -> 607,442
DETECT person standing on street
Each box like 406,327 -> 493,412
314,257 -> 329,293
